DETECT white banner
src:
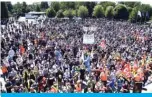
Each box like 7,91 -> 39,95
83,26 -> 97,32
83,34 -> 94,44
90,27 -> 97,31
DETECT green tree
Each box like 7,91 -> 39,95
93,5 -> 104,18
28,3 -> 40,12
22,2 -> 28,13
56,10 -> 64,18
105,6 -> 114,18
27,4 -> 35,11
113,4 -> 129,20
6,2 -> 13,13
139,4 -> 152,19
12,2 -> 29,16
83,2 -> 96,17
60,2 -> 76,10
78,6 -> 88,18
134,2 -> 141,7
1,2 -> 9,19
36,5 -> 41,12
12,2 -> 22,15
75,2 -> 84,9
74,2 -> 96,17
51,2 -> 60,12
40,2 -> 49,10
118,2 -> 141,8
127,7 -> 132,15
150,16 -> 152,21
46,7 -> 56,18
129,7 -> 138,22
129,4 -> 152,22
100,1 -> 115,12
63,9 -> 76,18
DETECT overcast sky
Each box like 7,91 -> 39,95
3,0 -> 152,5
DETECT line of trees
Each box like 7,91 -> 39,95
1,1 -> 152,22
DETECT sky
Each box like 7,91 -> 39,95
2,0 -> 152,5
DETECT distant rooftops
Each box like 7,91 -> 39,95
25,11 -> 46,19
28,11 -> 46,15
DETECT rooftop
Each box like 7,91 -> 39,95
28,11 -> 46,14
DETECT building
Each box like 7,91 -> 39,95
25,11 -> 46,19
18,11 -> 46,23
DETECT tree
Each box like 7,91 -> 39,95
134,2 -> 141,7
78,6 -> 88,18
150,16 -> 152,21
12,2 -> 23,16
22,2 -> 28,13
118,2 -> 141,8
127,7 -> 132,14
75,2 -> 84,9
113,4 -> 129,20
93,5 -> 104,18
12,2 -> 29,16
139,4 -> 152,19
46,7 -> 56,18
63,9 -> 76,18
83,2 -> 96,17
60,2 -> 76,10
56,10 -> 64,18
1,2 -> 9,19
36,5 -> 41,12
51,2 -> 60,12
6,2 -> 13,13
129,4 -> 152,22
28,3 -> 40,12
105,6 -> 114,18
40,2 -> 49,10
129,7 -> 138,22
100,1 -> 115,12
74,2 -> 96,17
27,4 -> 35,11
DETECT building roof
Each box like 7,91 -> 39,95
28,11 -> 46,14
25,14 -> 38,19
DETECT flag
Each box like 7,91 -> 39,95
138,11 -> 142,17
99,40 -> 106,49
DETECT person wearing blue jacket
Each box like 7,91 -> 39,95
84,54 -> 91,73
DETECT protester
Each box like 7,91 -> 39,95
0,18 -> 152,93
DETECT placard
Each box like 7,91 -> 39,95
83,34 -> 94,44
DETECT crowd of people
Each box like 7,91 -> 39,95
1,18 -> 152,93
